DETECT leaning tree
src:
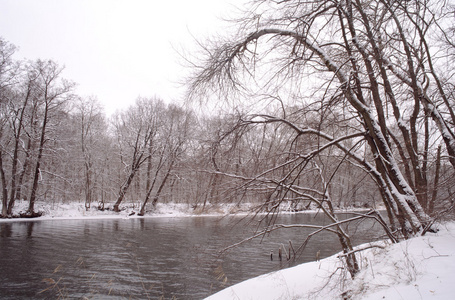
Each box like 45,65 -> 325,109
189,0 -> 455,277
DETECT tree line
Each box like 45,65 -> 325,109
1,1 -> 454,221
0,38 -> 205,217
0,37 -> 340,217
1,0 -> 455,278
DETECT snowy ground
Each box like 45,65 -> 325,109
0,200 -> 257,222
3,201 -> 453,299
1,200 -> 367,222
206,222 -> 455,300
0,200 -> 372,222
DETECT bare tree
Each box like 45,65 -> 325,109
138,104 -> 193,215
0,38 -> 20,216
112,97 -> 163,212
26,60 -> 74,215
5,62 -> 40,215
0,42 -> 75,216
0,119 -> 8,216
74,96 -> 105,210
188,0 -> 455,277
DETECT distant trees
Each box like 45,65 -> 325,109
112,98 -> 161,212
73,96 -> 107,210
111,98 -> 194,213
26,60 -> 74,215
0,39 -> 114,216
0,38 -> 19,216
0,38 -> 204,217
138,103 -> 193,215
0,38 -> 75,216
189,0 -> 455,277
1,0 -> 454,241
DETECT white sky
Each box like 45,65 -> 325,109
0,0 -> 243,115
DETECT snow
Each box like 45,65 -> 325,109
0,200 -> 272,222
206,222 -> 455,299
1,200 -> 370,222
3,201 -> 454,299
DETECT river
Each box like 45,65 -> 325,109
0,212 -> 384,299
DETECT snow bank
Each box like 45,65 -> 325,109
1,200 -> 356,222
206,222 -> 455,299
0,200 -> 268,222
1,198 -> 378,223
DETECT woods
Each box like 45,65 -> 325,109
1,1 -> 455,219
0,39 -> 194,216
0,1 -> 454,276
2,1 -> 455,299
188,0 -> 455,277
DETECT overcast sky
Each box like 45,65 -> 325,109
0,0 -> 243,115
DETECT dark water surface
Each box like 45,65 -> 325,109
0,213 -> 384,299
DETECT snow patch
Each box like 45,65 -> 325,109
206,222 -> 455,299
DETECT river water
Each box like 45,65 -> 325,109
0,212 -> 384,299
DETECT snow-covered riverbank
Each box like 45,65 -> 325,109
206,222 -> 455,299
0,200 -> 371,222
0,200 -> 252,222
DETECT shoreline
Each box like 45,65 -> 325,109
206,221 -> 455,299
0,201 -> 377,223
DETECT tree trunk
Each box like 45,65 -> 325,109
84,159 -> 92,211
337,232 -> 359,278
28,102 -> 49,215
8,85 -> 32,216
139,162 -> 174,215
0,151 -> 8,216
13,136 -> 32,204
113,169 -> 137,212
151,167 -> 172,207
429,145 -> 442,214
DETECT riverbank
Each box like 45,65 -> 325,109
206,221 -> 455,299
0,200 -> 372,222
0,200 -> 256,222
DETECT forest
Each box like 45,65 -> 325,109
0,47 -> 234,217
1,0 -> 455,276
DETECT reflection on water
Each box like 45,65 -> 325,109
26,222 -> 34,237
0,213 -> 383,299
0,222 -> 12,237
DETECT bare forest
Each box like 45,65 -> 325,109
1,0 -> 455,278
188,0 -> 455,277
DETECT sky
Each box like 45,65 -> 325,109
0,0 -> 243,115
